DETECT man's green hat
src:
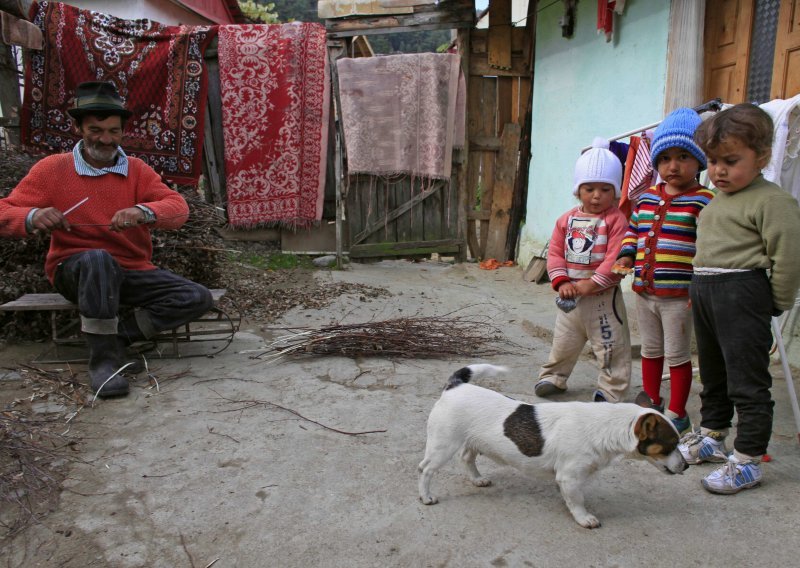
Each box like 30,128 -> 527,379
67,81 -> 132,119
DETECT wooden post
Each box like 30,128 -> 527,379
0,43 -> 21,146
327,40 -> 347,270
484,123 -> 520,261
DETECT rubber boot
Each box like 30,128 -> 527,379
85,333 -> 129,397
118,316 -> 149,374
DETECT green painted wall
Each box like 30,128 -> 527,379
518,0 -> 671,265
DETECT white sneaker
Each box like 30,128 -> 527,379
677,430 -> 727,464
701,455 -> 762,495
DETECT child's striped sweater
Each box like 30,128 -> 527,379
618,183 -> 715,297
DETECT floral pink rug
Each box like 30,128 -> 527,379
218,23 -> 329,228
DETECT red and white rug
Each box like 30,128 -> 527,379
218,23 -> 329,229
21,1 -> 216,185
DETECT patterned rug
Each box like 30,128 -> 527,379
218,23 -> 329,229
336,53 -> 464,180
21,1 -> 216,185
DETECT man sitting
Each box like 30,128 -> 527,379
0,81 -> 212,397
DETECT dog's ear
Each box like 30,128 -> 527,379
634,391 -> 654,408
634,413 -> 659,440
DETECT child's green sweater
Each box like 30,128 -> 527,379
694,175 -> 800,310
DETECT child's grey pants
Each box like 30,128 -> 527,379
538,285 -> 631,402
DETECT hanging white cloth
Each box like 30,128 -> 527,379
760,94 -> 800,203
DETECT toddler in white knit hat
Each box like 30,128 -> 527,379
535,137 -> 631,403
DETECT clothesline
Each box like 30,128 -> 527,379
582,98 -> 724,152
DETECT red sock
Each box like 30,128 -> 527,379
641,356 -> 665,406
668,361 -> 693,418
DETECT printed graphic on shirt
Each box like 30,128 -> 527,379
566,217 -> 601,265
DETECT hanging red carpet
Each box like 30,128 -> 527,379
218,23 -> 329,229
21,1 -> 216,185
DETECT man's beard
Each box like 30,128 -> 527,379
85,142 -> 118,164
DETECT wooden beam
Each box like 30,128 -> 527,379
484,123 -> 520,261
470,53 -> 529,77
488,0 -> 512,70
325,0 -> 474,38
469,135 -> 501,152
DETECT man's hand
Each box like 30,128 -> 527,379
110,207 -> 147,232
31,207 -> 70,233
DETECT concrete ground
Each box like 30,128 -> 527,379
2,260 -> 800,567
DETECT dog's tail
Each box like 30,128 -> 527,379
445,364 -> 509,390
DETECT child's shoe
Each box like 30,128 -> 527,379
534,380 -> 566,397
701,455 -> 762,494
592,390 -> 608,402
671,415 -> 691,435
665,410 -> 691,434
677,430 -> 727,464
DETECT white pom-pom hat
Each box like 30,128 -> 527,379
573,137 -> 623,197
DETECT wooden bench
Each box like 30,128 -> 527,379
0,289 -> 238,362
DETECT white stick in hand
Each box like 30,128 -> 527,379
62,197 -> 89,217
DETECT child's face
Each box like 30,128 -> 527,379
656,147 -> 701,193
706,137 -> 769,194
578,183 -> 616,214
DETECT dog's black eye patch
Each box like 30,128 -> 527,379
504,404 -> 544,457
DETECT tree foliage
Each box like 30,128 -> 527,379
239,0 -> 279,24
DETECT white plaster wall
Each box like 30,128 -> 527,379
518,0 -> 671,266
64,1 -> 212,25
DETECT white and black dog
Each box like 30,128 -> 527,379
418,364 -> 688,528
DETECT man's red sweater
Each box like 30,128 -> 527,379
0,153 -> 189,282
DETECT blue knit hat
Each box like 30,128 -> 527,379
650,107 -> 707,170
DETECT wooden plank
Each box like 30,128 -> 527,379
470,136 -> 502,152
326,0 -> 474,37
511,78 -> 532,125
467,210 -> 491,220
471,28 -> 527,55
350,239 -> 462,258
484,123 -> 520,261
488,0 -> 512,70
202,50 -> 227,207
423,179 -> 444,242
0,44 -> 21,146
477,78 -> 497,260
454,28 -> 470,263
351,180 -> 444,245
470,53 -> 530,77
497,77 -> 513,130
1,290 -> 227,312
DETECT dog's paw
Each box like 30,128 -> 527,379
420,495 -> 439,505
575,513 -> 601,529
471,477 -> 492,487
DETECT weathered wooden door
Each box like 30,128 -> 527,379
345,175 -> 463,260
771,0 -> 800,99
703,0 -> 754,104
704,0 -> 800,103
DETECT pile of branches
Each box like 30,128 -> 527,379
0,150 -> 54,342
0,366 -> 87,537
256,314 -> 517,361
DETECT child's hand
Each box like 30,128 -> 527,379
558,282 -> 578,299
574,279 -> 600,297
615,257 -> 633,269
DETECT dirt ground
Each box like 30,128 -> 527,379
2,259 -> 800,568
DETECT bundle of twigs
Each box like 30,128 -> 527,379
0,366 -> 87,537
256,314 -> 517,362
